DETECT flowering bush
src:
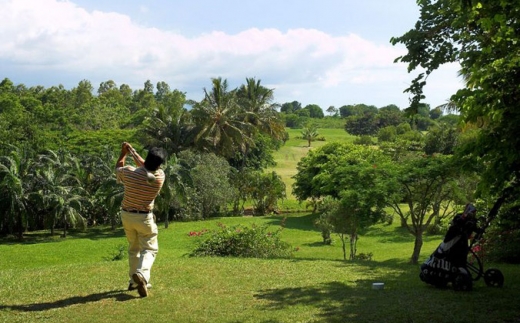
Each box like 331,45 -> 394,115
189,222 -> 293,258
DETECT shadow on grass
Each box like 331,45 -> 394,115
0,226 -> 126,245
265,213 -> 320,232
0,290 -> 136,312
253,280 -> 406,323
251,258 -> 520,323
364,225 -> 443,244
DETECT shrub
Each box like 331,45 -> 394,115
356,252 -> 373,261
189,222 -> 293,258
484,228 -> 520,264
353,135 -> 374,146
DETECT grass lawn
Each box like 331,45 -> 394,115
1,127 -> 519,322
1,213 -> 519,323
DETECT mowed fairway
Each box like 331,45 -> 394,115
1,128 -> 520,323
267,128 -> 355,205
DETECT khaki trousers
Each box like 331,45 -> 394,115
121,211 -> 158,285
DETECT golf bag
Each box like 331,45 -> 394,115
420,204 -> 479,291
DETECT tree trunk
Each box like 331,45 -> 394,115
349,233 -> 358,260
17,212 -> 24,240
340,233 -> 347,261
164,210 -> 170,229
400,216 -> 407,228
410,230 -> 423,264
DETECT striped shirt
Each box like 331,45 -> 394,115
116,166 -> 165,212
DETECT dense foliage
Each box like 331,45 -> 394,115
391,0 -> 520,262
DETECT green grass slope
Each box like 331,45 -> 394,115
1,213 -> 519,323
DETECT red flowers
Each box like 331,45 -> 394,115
188,229 -> 208,237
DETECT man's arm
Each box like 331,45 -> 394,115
116,142 -> 128,169
126,143 -> 145,167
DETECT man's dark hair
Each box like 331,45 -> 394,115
144,147 -> 166,171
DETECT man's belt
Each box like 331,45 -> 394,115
122,208 -> 150,214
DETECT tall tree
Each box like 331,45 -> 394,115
236,78 -> 285,141
191,77 -> 254,158
391,0 -> 520,201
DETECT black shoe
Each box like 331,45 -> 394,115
132,273 -> 148,297
128,282 -> 152,291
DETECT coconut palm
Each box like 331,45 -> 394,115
142,89 -> 195,155
190,77 -> 255,158
35,150 -> 88,236
236,77 -> 285,141
0,145 -> 35,239
155,155 -> 191,227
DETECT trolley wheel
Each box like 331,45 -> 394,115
484,269 -> 504,287
453,273 -> 473,291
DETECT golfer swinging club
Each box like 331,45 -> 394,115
116,142 -> 166,297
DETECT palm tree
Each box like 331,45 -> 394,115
155,155 -> 191,228
236,78 -> 285,141
190,77 -> 255,158
0,145 -> 35,239
142,89 -> 195,155
35,150 -> 88,236
301,124 -> 319,147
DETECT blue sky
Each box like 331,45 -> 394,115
1,0 -> 463,110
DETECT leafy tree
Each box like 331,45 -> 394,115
344,112 -> 378,136
303,104 -> 324,119
376,107 -> 405,128
280,101 -> 302,114
293,143 -> 392,260
437,114 -> 460,127
423,123 -> 459,155
142,87 -> 192,155
326,105 -> 338,117
0,81 -> 42,150
391,0 -> 520,201
248,171 -> 286,215
386,154 -> 463,264
178,151 -> 235,219
429,107 -> 443,120
228,134 -> 278,171
377,126 -> 397,143
339,105 -> 361,118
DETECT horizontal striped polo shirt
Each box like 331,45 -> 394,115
116,166 -> 165,212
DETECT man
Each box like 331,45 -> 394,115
115,142 -> 166,297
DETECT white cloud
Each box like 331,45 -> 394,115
0,0 -> 461,108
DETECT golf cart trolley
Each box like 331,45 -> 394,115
419,203 -> 504,291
